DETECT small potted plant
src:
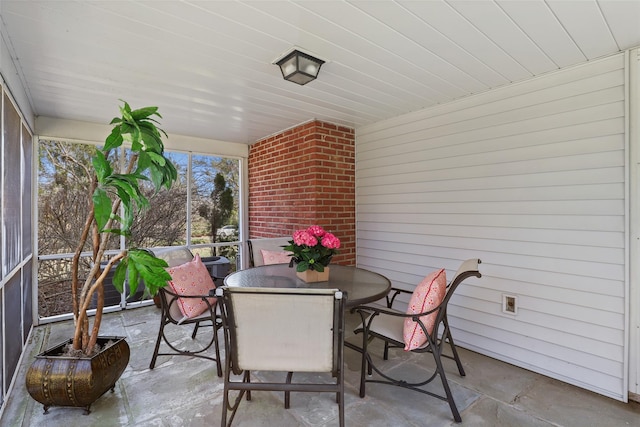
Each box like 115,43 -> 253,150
26,101 -> 178,414
283,225 -> 340,282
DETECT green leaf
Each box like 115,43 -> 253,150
139,268 -> 172,295
92,150 -> 112,182
147,151 -> 166,166
107,176 -> 134,196
148,165 -> 164,190
104,127 -> 124,151
92,187 -> 112,231
296,261 -> 310,272
102,227 -> 128,236
120,202 -> 134,233
138,114 -> 165,128
108,175 -> 144,202
126,249 -> 171,296
157,161 -> 178,189
113,260 -> 128,293
114,186 -> 131,207
129,248 -> 169,267
119,101 -> 133,122
106,176 -> 147,233
120,122 -> 135,135
135,151 -> 152,174
110,171 -> 148,184
127,260 -> 140,297
129,127 -> 142,150
131,106 -> 158,120
106,186 -> 139,231
140,126 -> 162,153
168,160 -> 178,180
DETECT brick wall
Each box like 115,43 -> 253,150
248,120 -> 355,265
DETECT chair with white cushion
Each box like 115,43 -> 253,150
353,258 -> 481,423
216,286 -> 347,427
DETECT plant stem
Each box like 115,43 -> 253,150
72,153 -> 138,354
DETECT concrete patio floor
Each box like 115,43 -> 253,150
3,304 -> 640,426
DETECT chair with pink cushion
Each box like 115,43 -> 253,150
352,258 -> 481,423
247,237 -> 292,267
149,247 -> 223,377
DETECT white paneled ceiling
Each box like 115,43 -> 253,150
1,0 -> 639,144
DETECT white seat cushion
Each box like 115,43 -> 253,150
356,310 -> 431,351
357,308 -> 405,344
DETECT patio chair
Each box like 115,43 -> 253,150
247,237 -> 292,267
216,286 -> 347,427
353,258 -> 481,423
149,247 -> 223,377
380,258 -> 480,375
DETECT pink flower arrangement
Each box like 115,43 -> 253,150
284,225 -> 340,272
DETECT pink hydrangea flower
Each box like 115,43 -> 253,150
321,233 -> 340,249
285,225 -> 340,272
293,230 -> 317,247
307,225 -> 326,238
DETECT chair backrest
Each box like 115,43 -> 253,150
247,237 -> 292,267
217,287 -> 346,374
150,246 -> 196,321
151,246 -> 194,267
437,258 -> 482,329
448,258 -> 482,289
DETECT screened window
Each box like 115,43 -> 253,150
37,140 -> 240,318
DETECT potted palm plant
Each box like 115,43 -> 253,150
26,101 -> 178,414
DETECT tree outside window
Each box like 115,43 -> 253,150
38,140 -> 240,317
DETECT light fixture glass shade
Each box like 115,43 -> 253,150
276,49 -> 325,85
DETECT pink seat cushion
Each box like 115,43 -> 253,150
403,268 -> 447,351
166,254 -> 217,319
261,249 -> 292,265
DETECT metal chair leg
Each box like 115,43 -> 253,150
444,325 -> 465,377
432,346 -> 461,422
149,318 -> 167,369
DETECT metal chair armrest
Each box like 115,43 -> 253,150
159,286 -> 218,323
386,287 -> 412,308
354,302 -> 440,321
353,304 -> 407,318
161,286 -> 216,301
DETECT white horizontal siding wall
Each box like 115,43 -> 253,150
629,49 -> 640,399
356,53 -> 629,400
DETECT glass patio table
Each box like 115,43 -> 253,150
223,264 -> 391,308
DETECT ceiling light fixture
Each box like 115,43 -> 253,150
274,48 -> 325,86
